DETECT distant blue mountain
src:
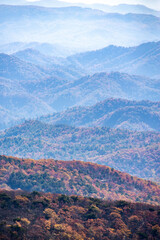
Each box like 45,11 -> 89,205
0,5 -> 159,52
1,69 -> 159,129
68,41 -> 160,78
0,40 -> 159,129
12,48 -> 66,66
0,75 -> 54,129
90,4 -> 160,17
0,1 -> 159,16
0,53 -> 48,81
0,42 -> 76,57
0,0 -> 70,7
39,98 -> 160,132
40,71 -> 160,112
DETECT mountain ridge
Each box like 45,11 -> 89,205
0,5 -> 159,51
0,0 -> 159,16
0,155 -> 160,205
0,41 -> 75,57
0,120 -> 159,182
45,72 -> 160,111
68,41 -> 160,78
39,98 -> 160,132
0,53 -> 48,81
0,45 -> 160,128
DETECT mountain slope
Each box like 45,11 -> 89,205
0,54 -> 159,127
1,190 -> 160,240
0,155 -> 160,205
0,41 -> 75,57
12,48 -> 83,81
0,53 -> 48,81
12,48 -> 65,66
0,52 -> 84,126
39,98 -> 160,132
43,72 -> 160,111
0,121 -> 159,182
68,41 -> 160,78
0,76 -> 54,126
0,105 -> 18,130
0,51 -> 83,87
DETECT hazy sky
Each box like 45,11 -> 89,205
26,0 -> 160,10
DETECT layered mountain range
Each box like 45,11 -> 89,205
0,120 -> 159,182
39,98 -> 160,132
0,2 -> 160,238
0,41 -> 160,129
0,4 -> 160,51
68,41 -> 160,79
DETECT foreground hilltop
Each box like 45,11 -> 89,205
0,155 -> 160,205
0,189 -> 160,240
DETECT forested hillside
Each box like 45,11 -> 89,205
1,190 -> 160,240
0,155 -> 160,205
39,98 -> 160,132
0,121 -> 159,182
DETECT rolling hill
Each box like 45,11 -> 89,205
1,46 -> 160,127
44,72 -> 160,110
0,53 -> 48,82
12,48 -> 83,80
0,49 -> 159,128
12,48 -> 65,67
0,155 -> 160,205
0,52 -> 81,84
0,2 -> 160,239
0,76 -> 54,126
68,41 -> 160,79
39,98 -> 160,132
0,41 -> 75,57
0,121 -> 159,182
0,52 -> 83,126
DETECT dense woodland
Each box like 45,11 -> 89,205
0,121 -> 159,183
0,189 -> 160,240
0,155 -> 160,205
